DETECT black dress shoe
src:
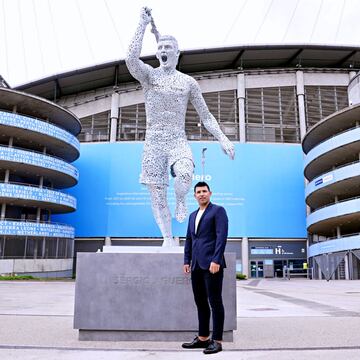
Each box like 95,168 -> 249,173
203,340 -> 222,354
182,336 -> 211,349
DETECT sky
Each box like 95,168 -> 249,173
1,0 -> 359,87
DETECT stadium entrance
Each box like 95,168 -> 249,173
248,240 -> 307,278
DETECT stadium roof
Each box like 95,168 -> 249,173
15,44 -> 360,100
0,88 -> 81,135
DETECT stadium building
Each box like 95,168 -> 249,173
13,44 -> 360,279
0,80 -> 80,277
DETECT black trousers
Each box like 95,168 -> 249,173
191,266 -> 225,341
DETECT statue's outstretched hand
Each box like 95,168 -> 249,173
140,7 -> 152,25
220,137 -> 235,160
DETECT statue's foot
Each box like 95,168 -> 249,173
162,237 -> 178,247
175,200 -> 187,223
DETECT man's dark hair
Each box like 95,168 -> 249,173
194,181 -> 211,192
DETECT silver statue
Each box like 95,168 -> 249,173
125,7 -> 235,247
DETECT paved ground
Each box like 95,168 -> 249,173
0,278 -> 360,359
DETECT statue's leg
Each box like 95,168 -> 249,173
147,184 -> 176,247
172,158 -> 194,223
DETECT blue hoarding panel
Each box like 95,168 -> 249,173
53,142 -> 306,238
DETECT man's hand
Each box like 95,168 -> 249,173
140,7 -> 152,25
183,264 -> 191,274
209,262 -> 220,274
220,136 -> 235,160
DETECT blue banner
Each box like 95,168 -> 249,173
0,221 -> 74,238
0,183 -> 76,209
0,146 -> 79,180
53,142 -> 307,238
0,111 -> 80,151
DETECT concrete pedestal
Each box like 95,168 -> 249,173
74,247 -> 237,341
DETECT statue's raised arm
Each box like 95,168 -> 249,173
189,80 -> 235,160
125,7 -> 153,84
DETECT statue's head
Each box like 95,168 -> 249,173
156,35 -> 180,70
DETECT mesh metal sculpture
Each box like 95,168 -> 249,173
126,7 -> 235,246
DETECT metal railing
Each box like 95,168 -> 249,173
0,218 -> 71,228
0,144 -> 69,163
310,194 -> 360,213
0,181 -> 70,194
307,123 -> 360,152
284,267 -> 311,279
0,109 -> 72,134
308,159 -> 360,186
311,231 -> 360,242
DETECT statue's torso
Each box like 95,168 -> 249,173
143,69 -> 192,142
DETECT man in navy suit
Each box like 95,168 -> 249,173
182,181 -> 228,355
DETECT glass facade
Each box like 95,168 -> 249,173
114,90 -> 239,141
186,90 -> 239,141
245,86 -> 300,143
75,86 -> 350,146
117,103 -> 146,141
0,236 -> 73,259
304,86 -> 348,129
78,111 -> 111,142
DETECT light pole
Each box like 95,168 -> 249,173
201,147 -> 207,180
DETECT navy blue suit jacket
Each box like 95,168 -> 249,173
184,202 -> 228,270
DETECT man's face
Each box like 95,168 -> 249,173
194,186 -> 212,207
156,39 -> 179,70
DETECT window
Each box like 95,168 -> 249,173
3,236 -> 26,258
116,90 -> 239,141
78,111 -> 111,142
305,86 -> 348,129
245,87 -> 300,143
25,237 -> 43,258
117,103 -> 146,141
186,90 -> 239,141
24,237 -> 72,259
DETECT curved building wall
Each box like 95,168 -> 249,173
0,88 -> 80,277
348,72 -> 360,105
303,83 -> 360,280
